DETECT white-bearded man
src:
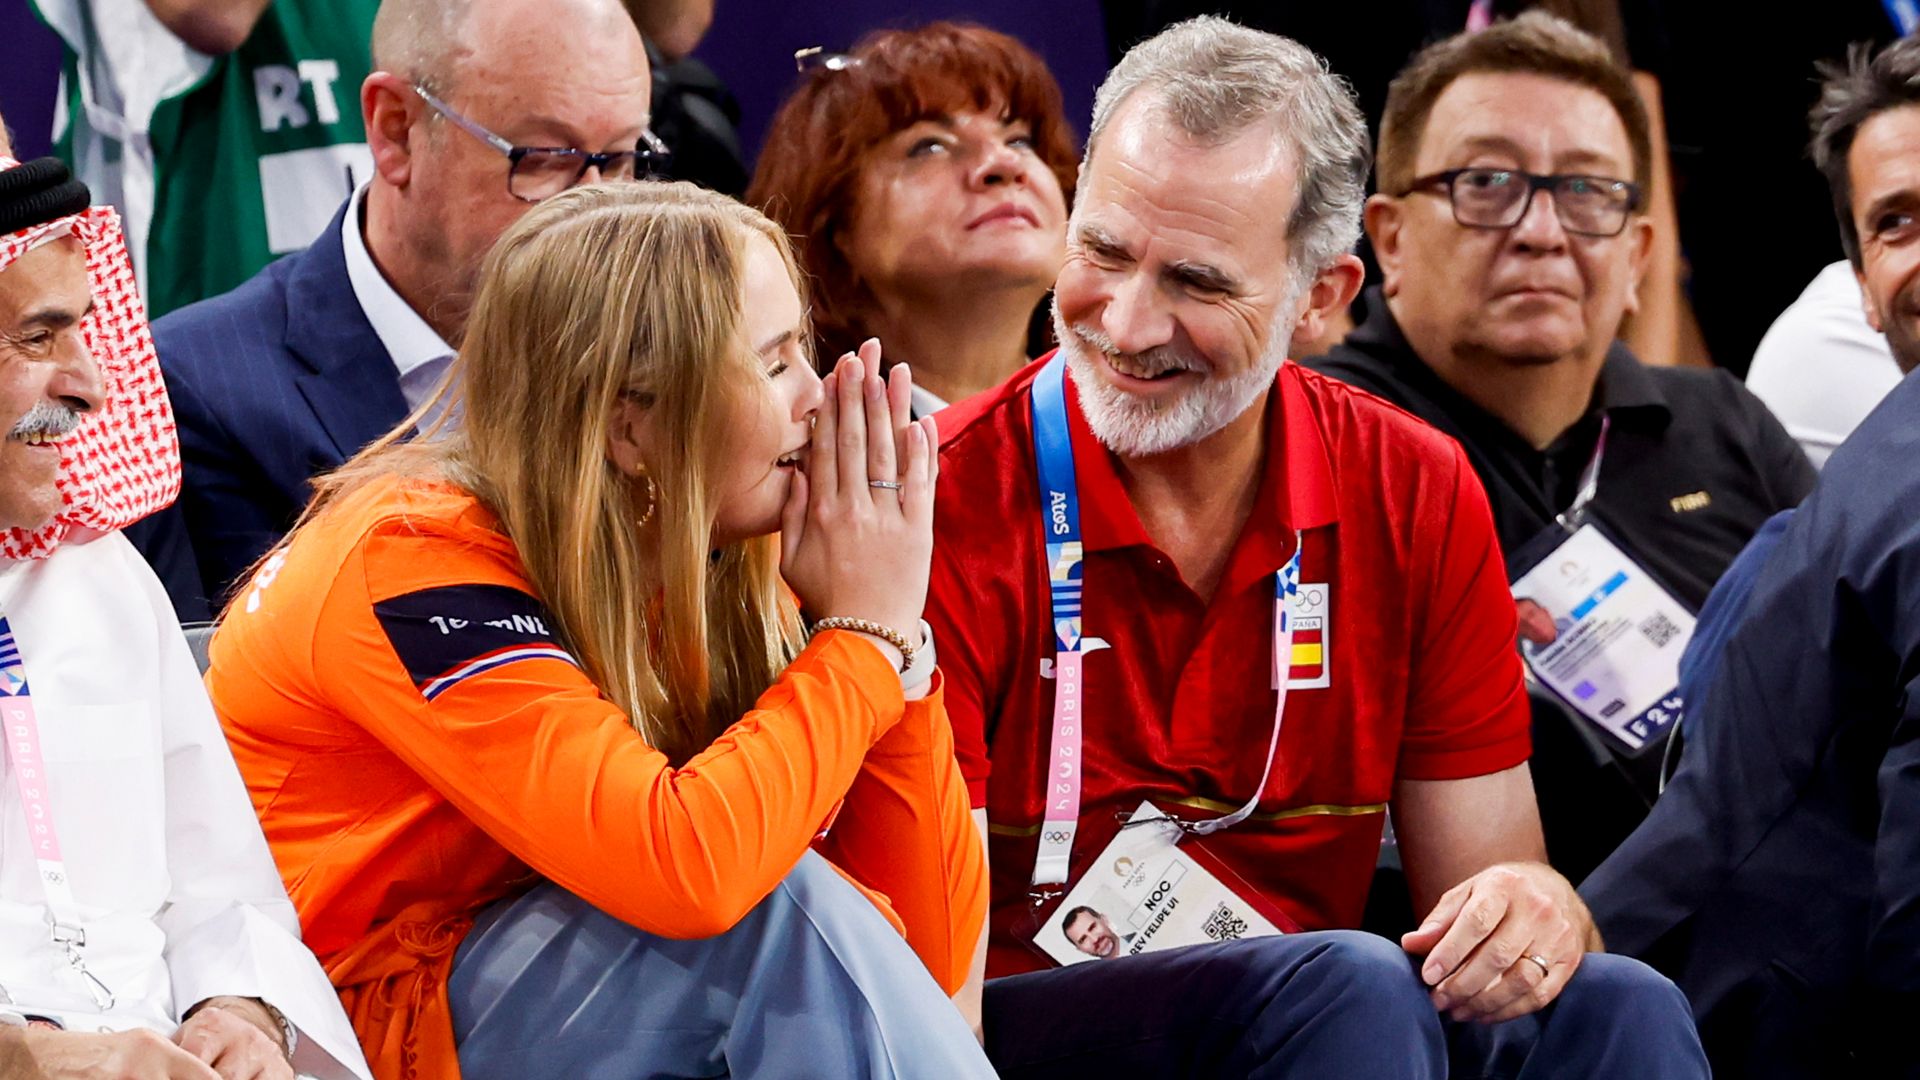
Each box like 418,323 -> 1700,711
0,140 -> 372,1080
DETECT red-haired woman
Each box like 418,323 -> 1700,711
750,22 -> 1076,415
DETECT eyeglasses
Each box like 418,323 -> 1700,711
412,85 -> 671,202
794,46 -> 861,73
1401,168 -> 1642,238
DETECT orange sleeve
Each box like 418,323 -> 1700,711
811,672 -> 987,993
317,522 -> 910,939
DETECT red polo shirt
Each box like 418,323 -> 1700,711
930,354 -> 1530,977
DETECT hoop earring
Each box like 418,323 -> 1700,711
635,471 -> 658,528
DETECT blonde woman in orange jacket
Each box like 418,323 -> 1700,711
206,182 -> 991,1080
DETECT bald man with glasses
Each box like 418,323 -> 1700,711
1307,14 -> 1814,884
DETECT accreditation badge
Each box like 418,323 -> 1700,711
1027,803 -> 1298,968
1508,523 -> 1692,753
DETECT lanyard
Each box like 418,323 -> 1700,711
0,618 -> 114,1011
1886,0 -> 1919,34
1552,414 -> 1610,534
1027,356 -> 1302,890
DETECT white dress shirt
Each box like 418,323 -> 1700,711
340,183 -> 456,424
1747,261 -> 1905,469
0,530 -> 371,1080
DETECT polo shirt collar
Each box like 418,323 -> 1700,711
1062,359 -> 1339,560
1592,341 -> 1671,424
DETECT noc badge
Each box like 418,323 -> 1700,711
1029,803 -> 1291,968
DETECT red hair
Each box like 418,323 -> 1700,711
748,22 -> 1079,363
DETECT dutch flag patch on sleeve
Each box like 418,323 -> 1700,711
374,583 -> 581,701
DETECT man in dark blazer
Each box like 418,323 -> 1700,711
130,200 -> 407,622
1583,36 -> 1920,1079
133,0 -> 654,617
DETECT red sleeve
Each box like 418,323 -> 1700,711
1398,442 -> 1532,780
318,523 -> 908,939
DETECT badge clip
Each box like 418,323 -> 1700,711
51,923 -> 113,1011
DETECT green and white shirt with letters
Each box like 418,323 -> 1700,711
35,0 -> 379,317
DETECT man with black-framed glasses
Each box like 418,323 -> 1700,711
128,0 -> 659,619
1307,13 -> 1814,885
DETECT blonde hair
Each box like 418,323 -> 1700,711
301,182 -> 808,763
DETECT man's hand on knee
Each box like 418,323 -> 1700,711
1399,861 -> 1597,1024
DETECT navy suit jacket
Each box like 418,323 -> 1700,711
1583,371 -> 1920,1079
130,199 -> 410,619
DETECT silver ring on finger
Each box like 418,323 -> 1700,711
868,480 -> 902,491
1523,953 -> 1551,979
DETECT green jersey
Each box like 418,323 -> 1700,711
37,0 -> 378,318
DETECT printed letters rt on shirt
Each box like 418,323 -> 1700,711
374,584 -> 579,701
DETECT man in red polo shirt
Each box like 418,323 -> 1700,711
928,17 -> 1708,1079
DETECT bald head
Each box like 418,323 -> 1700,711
372,0 -> 644,94
370,0 -> 471,89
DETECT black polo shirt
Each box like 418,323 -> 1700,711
1306,290 -> 1816,612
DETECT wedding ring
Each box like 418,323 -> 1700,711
868,480 -> 902,490
1524,953 -> 1551,979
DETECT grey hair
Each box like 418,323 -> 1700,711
1085,16 -> 1370,284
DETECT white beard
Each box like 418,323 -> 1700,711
1054,302 -> 1293,458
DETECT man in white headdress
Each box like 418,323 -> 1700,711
0,136 -> 372,1080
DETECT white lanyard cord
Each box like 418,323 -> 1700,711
1553,414 -> 1610,533
1180,542 -> 1301,838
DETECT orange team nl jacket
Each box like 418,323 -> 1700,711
205,475 -> 986,1080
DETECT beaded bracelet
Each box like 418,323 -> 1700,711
812,616 -> 916,672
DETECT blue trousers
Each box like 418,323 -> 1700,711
983,931 -> 1711,1079
446,851 -> 996,1080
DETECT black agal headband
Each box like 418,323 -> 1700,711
0,157 -> 91,238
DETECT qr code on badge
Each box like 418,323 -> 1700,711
1202,902 -> 1249,942
1639,611 -> 1680,648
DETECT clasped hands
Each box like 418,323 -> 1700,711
22,994 -> 290,1080
780,340 -> 938,678
1400,861 -> 1599,1024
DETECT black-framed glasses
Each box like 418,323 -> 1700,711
412,85 -> 671,202
1401,167 -> 1642,238
794,46 -> 861,73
